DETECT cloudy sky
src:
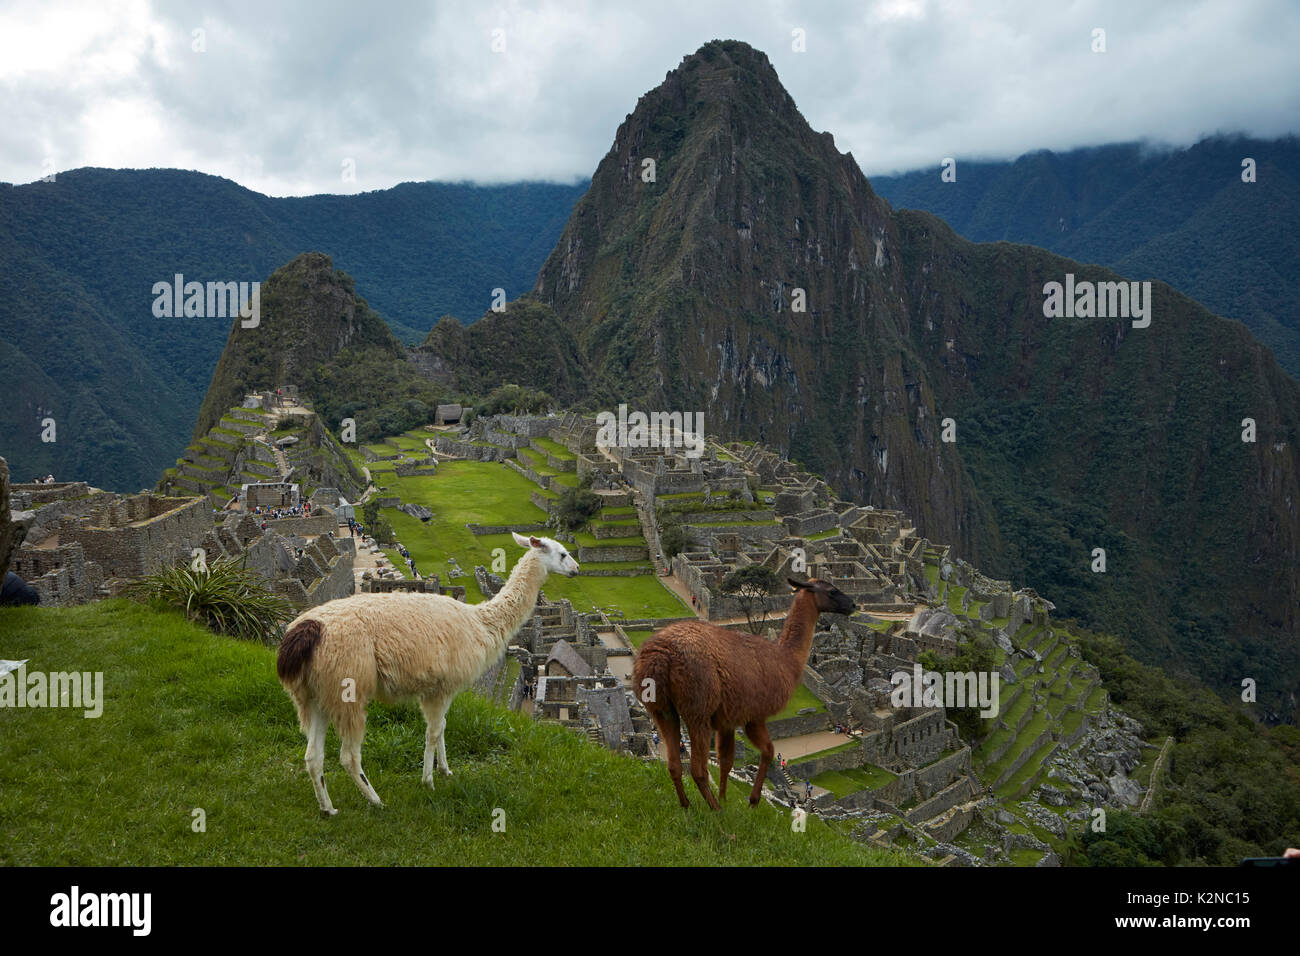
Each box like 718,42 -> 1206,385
2,0 -> 1297,196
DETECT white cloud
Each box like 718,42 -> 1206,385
0,0 -> 1296,194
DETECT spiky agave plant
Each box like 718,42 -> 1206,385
129,556 -> 296,644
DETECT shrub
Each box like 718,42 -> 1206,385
128,557 -> 296,644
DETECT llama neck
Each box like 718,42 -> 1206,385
775,591 -> 819,688
475,550 -> 547,648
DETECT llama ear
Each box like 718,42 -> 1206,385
788,577 -> 809,590
529,536 -> 548,551
512,531 -> 532,549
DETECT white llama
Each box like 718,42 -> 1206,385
276,531 -> 579,814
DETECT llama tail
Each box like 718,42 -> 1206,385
277,618 -> 323,684
277,618 -> 324,732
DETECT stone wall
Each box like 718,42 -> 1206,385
768,710 -> 832,739
785,739 -> 868,780
906,776 -> 977,825
261,512 -> 337,537
59,495 -> 210,578
886,709 -> 954,765
465,522 -> 548,536
395,460 -> 438,477
10,542 -> 104,605
434,436 -> 512,462
577,544 -> 647,563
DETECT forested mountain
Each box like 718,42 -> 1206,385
418,39 -> 1300,714
871,137 -> 1300,378
0,171 -> 585,490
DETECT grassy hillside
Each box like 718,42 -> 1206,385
0,600 -> 909,866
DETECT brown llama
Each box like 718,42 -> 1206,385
632,577 -> 855,809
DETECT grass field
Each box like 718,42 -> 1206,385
378,460 -> 688,617
812,765 -> 898,799
0,601 -> 913,867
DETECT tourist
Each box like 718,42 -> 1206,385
805,780 -> 813,800
0,571 -> 40,606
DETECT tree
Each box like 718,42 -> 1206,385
659,517 -> 690,559
476,383 -> 552,416
361,499 -> 395,546
553,474 -> 602,531
719,564 -> 783,634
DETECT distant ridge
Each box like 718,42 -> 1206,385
871,135 -> 1300,378
0,171 -> 586,491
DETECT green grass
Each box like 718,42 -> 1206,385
383,435 -> 429,452
1009,847 -> 1044,866
516,447 -> 546,466
532,437 -> 576,460
571,530 -> 647,549
0,601 -> 913,866
622,628 -> 657,648
811,765 -> 897,799
376,462 -> 686,617
774,683 -> 825,721
994,740 -> 1057,800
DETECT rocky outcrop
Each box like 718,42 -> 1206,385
0,457 -> 32,575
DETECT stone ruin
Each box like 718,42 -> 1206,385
5,478 -> 354,610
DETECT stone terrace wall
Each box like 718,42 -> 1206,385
768,710 -> 832,739
262,512 -> 336,537
785,739 -> 869,780
9,481 -> 92,509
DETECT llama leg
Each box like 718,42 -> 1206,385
419,694 -> 455,787
653,708 -> 690,808
716,730 -> 735,802
337,708 -> 383,807
688,721 -> 721,810
744,720 -> 775,807
305,705 -> 337,816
